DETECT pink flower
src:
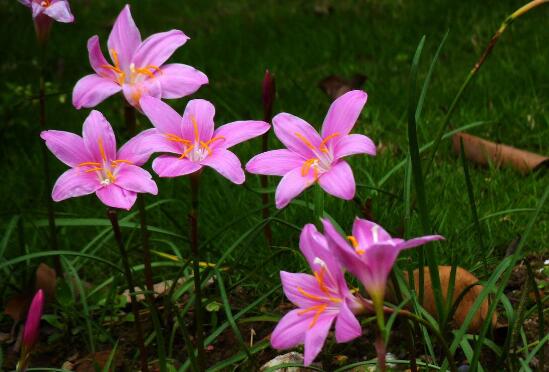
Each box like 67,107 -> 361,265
23,289 -> 45,350
136,96 -> 270,184
19,0 -> 74,43
41,110 -> 158,210
271,224 -> 363,366
246,90 -> 375,209
72,4 -> 207,110
323,218 -> 444,303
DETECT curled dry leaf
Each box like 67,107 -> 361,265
319,74 -> 367,100
453,132 -> 549,174
35,262 -> 57,300
411,266 -> 497,333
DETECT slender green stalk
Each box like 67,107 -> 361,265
459,139 -> 487,268
425,0 -> 549,175
372,295 -> 387,372
313,184 -> 324,229
37,43 -> 61,276
189,173 -> 205,370
408,36 -> 443,318
260,70 -> 275,246
107,208 -> 149,372
525,261 -> 545,370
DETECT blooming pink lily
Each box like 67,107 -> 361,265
41,110 -> 158,210
22,289 -> 45,350
19,0 -> 74,42
136,96 -> 270,184
72,4 -> 207,110
246,90 -> 375,209
271,224 -> 364,366
323,218 -> 444,303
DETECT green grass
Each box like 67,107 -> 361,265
0,0 -> 548,369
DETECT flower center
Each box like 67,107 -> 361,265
294,132 -> 340,180
100,49 -> 162,86
40,0 -> 51,7
165,116 -> 225,162
295,261 -> 341,329
77,138 -> 133,186
347,235 -> 365,255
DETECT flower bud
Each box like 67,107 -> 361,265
22,289 -> 44,350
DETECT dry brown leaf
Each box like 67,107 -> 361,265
35,262 -> 57,300
411,266 -> 497,333
4,294 -> 30,322
318,74 -> 367,100
75,349 -> 119,372
452,132 -> 548,174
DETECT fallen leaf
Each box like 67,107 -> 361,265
410,266 -> 497,333
75,349 -> 119,372
453,132 -> 549,174
4,294 -> 30,322
319,74 -> 367,100
35,262 -> 57,300
261,352 -> 322,371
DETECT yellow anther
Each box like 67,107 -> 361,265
98,138 -> 107,161
165,134 -> 192,144
301,158 -> 316,177
146,65 -> 163,75
190,115 -> 200,142
110,49 -> 121,70
203,136 -> 225,146
347,236 -> 365,255
78,161 -> 101,167
297,304 -> 328,329
135,67 -> 156,79
294,132 -> 317,151
84,167 -> 103,173
319,133 -> 340,153
297,287 -> 324,302
106,170 -> 116,183
199,141 -> 213,156
111,159 -> 133,167
347,236 -> 359,248
179,144 -> 195,159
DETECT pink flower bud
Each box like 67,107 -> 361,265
22,289 -> 44,349
262,69 -> 276,122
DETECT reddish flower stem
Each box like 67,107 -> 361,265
260,70 -> 275,246
107,208 -> 149,372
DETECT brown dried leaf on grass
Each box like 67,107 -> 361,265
3,263 -> 57,322
411,266 -> 498,333
319,74 -> 367,100
452,132 -> 548,174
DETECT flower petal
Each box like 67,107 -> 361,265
212,120 -> 270,149
122,79 -> 162,109
322,219 -> 364,281
140,95 -> 183,135
270,309 -> 308,350
87,35 -> 117,80
41,130 -> 89,167
118,128 -> 181,166
200,149 -> 244,184
321,90 -> 367,138
43,0 -> 74,23
82,110 -> 117,162
275,166 -> 314,209
335,300 -> 361,343
352,219 -> 392,247
52,168 -> 101,202
72,74 -> 122,109
399,235 -> 444,250
152,155 -> 202,178
299,224 -> 347,291
181,99 -> 215,142
361,243 -> 401,295
31,2 -> 44,18
273,113 -> 322,158
132,30 -> 189,68
318,160 -> 355,200
96,184 -> 137,210
157,63 -> 208,99
114,164 -> 158,195
107,4 -> 141,70
280,271 -> 324,309
333,134 -> 376,159
246,149 -> 305,176
303,313 -> 336,366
